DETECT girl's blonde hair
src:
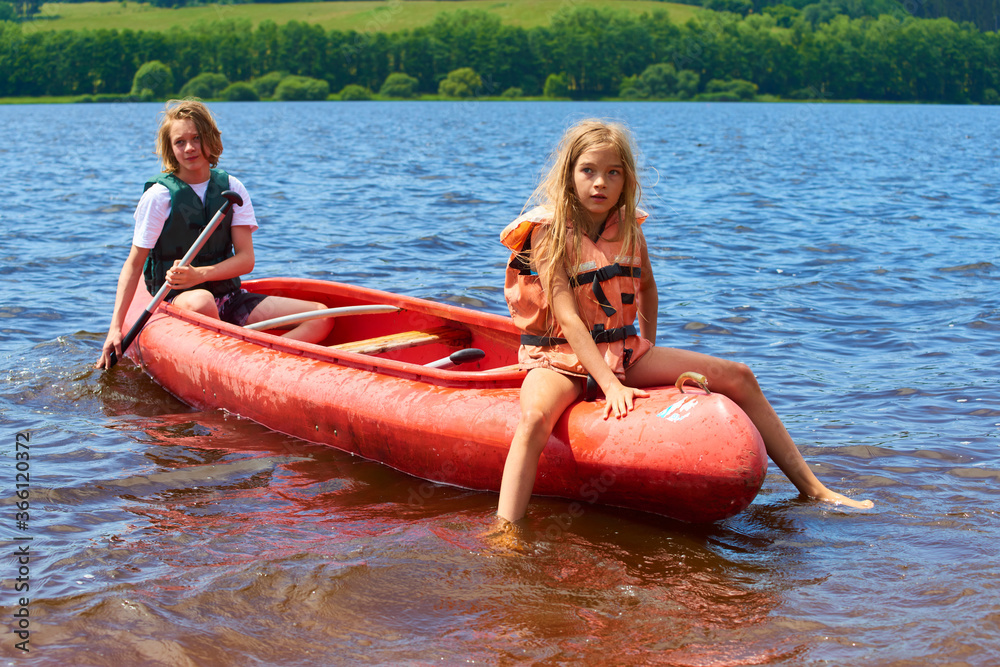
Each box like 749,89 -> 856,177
156,99 -> 224,173
527,119 -> 643,301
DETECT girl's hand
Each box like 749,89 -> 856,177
602,382 -> 649,420
165,260 -> 204,290
95,329 -> 122,369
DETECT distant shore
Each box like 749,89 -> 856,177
1,94 -> 901,106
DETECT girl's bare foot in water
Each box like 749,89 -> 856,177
812,488 -> 874,509
481,516 -> 532,554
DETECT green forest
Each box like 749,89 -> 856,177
1,2 -> 998,103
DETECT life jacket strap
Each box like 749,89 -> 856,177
508,229 -> 534,275
519,324 -> 638,348
570,264 -> 642,317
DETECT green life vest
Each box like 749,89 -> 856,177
142,168 -> 241,299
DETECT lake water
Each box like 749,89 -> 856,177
1,100 -> 998,665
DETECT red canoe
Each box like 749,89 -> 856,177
123,277 -> 767,523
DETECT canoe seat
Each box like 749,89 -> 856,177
331,326 -> 471,356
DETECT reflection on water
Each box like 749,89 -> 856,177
1,101 -> 998,665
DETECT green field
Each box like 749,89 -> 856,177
29,0 -> 698,33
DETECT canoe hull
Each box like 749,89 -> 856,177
126,278 -> 767,523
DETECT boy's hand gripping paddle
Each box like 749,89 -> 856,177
106,190 -> 243,369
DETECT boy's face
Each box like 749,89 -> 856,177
573,145 -> 625,228
169,118 -> 210,182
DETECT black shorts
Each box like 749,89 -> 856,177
216,290 -> 268,327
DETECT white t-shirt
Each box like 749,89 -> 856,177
132,173 -> 257,249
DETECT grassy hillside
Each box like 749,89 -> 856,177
30,0 -> 699,33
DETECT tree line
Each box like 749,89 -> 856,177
743,0 -> 998,32
1,6 -> 998,103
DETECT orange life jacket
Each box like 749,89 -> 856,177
501,206 -> 653,379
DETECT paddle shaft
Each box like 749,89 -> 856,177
107,190 -> 243,369
244,304 -> 400,331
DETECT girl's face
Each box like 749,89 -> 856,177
573,145 -> 625,228
169,118 -> 210,183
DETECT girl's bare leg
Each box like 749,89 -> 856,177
497,368 -> 583,522
245,296 -> 335,344
171,289 -> 220,319
626,347 -> 873,509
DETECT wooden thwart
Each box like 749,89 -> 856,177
331,326 -> 470,356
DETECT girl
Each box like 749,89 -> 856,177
497,119 -> 873,523
96,99 -> 332,369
